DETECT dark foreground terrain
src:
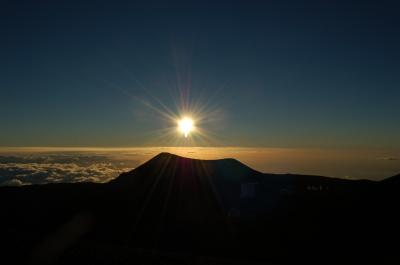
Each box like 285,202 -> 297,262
1,153 -> 399,265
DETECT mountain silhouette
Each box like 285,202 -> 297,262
0,153 -> 399,265
381,173 -> 400,184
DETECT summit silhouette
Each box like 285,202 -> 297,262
0,153 -> 399,264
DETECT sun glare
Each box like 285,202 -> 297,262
178,117 -> 194,138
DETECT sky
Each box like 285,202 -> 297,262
1,0 -> 399,148
0,1 -> 400,182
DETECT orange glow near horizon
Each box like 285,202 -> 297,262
0,147 -> 399,181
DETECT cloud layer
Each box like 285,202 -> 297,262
1,147 -> 399,184
0,154 -> 135,186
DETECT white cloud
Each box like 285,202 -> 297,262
0,179 -> 26,186
0,154 -> 135,186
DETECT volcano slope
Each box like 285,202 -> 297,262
0,152 -> 399,264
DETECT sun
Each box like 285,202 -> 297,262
177,117 -> 194,138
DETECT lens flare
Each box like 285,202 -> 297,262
178,117 -> 194,138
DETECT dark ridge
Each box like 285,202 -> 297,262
381,173 -> 400,182
111,152 -> 261,187
0,153 -> 399,265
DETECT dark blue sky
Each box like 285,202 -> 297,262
1,0 -> 399,148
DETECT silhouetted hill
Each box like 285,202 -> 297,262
381,173 -> 400,184
0,153 -> 399,265
112,152 -> 260,185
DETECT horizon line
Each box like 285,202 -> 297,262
0,146 -> 397,151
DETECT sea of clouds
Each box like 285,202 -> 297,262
0,147 -> 399,186
0,153 -> 137,186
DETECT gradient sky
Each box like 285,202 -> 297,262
1,0 -> 399,148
